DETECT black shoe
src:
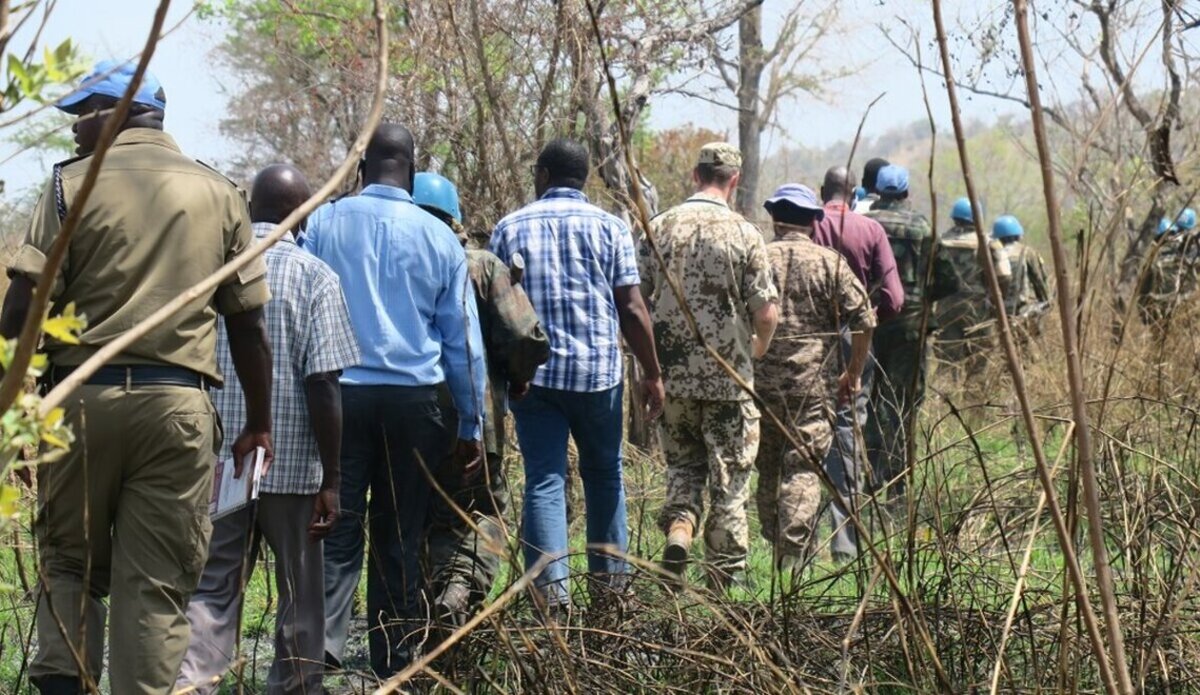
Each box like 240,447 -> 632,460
31,675 -> 84,695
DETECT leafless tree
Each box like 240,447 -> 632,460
704,1 -> 841,217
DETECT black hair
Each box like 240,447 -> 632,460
695,162 -> 740,186
250,163 -> 311,225
821,166 -> 854,202
862,157 -> 890,193
419,204 -> 454,227
766,200 -> 820,227
365,123 -> 415,167
536,138 -> 590,189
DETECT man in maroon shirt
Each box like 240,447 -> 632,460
811,165 -> 904,561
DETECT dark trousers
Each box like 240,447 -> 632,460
867,326 -> 928,499
323,385 -> 448,676
824,329 -> 874,558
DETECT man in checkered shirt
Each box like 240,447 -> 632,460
489,138 -> 663,611
177,164 -> 360,694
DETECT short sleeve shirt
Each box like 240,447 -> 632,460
8,129 -> 269,384
489,187 -> 639,393
639,193 -> 778,401
213,223 -> 360,494
759,231 -> 876,415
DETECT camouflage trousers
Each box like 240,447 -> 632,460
658,398 -> 761,574
867,325 -> 929,498
935,300 -> 994,380
755,393 -> 834,562
423,451 -> 510,610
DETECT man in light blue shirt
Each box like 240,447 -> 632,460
305,123 -> 486,675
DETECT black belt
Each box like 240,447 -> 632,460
47,365 -> 209,390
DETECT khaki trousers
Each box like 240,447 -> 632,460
31,384 -> 219,694
177,494 -> 325,694
755,394 -> 833,563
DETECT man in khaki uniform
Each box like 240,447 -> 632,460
638,142 -> 779,590
758,184 -> 875,570
0,61 -> 274,695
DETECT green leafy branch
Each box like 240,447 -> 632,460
2,38 -> 84,111
0,303 -> 85,527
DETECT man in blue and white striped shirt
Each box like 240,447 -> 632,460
489,139 -> 663,609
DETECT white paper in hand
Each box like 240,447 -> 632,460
209,447 -> 267,521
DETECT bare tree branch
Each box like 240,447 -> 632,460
1014,1 -> 1136,690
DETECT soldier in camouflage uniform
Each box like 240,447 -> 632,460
993,215 -> 1050,341
758,184 -> 875,569
935,198 -> 1011,380
1139,210 -> 1197,332
639,143 -> 780,590
414,173 -> 550,626
864,166 -> 958,499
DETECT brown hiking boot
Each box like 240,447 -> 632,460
662,519 -> 694,579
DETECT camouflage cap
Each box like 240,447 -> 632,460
697,142 -> 742,168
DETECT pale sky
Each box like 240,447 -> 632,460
0,0 -> 1172,195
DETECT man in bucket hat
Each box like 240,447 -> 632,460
755,184 -> 875,573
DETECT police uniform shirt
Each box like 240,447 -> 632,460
9,128 -> 270,385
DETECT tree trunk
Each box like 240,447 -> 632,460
735,5 -> 764,218
567,7 -> 660,448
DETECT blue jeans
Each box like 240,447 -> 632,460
510,384 -> 628,605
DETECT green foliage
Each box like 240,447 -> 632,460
202,0 -> 404,58
2,39 -> 84,110
0,305 -> 87,530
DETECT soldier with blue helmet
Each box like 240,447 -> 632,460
1177,208 -> 1197,232
863,165 -> 958,500
992,215 -> 1050,331
414,171 -> 463,228
935,197 -> 1011,379
1140,207 -> 1200,329
413,172 -> 549,627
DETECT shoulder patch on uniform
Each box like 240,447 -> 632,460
194,159 -> 244,189
51,153 -> 90,223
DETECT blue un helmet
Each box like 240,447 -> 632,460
1158,217 -> 1175,236
412,172 -> 462,223
992,215 -> 1024,240
950,197 -> 980,223
1177,208 -> 1197,232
